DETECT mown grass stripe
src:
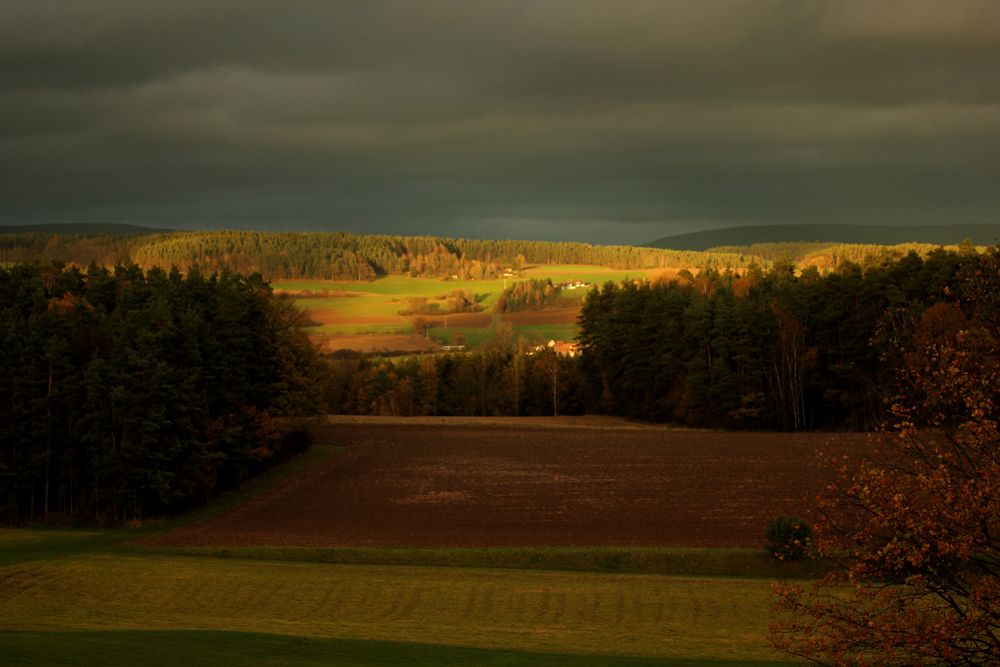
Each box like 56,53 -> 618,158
0,554 -> 787,662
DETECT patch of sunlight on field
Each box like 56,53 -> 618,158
275,266 -> 654,313
0,554 -> 784,662
280,266 -> 660,342
432,327 -> 495,348
521,265 -> 658,285
296,294 -> 402,317
306,323 -> 413,335
275,275 -> 511,298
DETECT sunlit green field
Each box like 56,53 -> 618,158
276,275 -> 508,297
2,553 -> 774,657
274,266 -> 655,345
0,545 -> 792,665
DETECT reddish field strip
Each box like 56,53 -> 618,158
499,306 -> 582,325
311,333 -> 440,353
148,422 -> 869,548
424,312 -> 492,327
305,310 -> 401,325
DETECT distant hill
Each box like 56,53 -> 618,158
645,224 -> 1000,251
0,222 -> 172,235
0,228 -> 741,280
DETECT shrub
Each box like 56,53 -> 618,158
766,516 -> 813,561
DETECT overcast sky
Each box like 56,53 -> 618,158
1,1 -> 998,244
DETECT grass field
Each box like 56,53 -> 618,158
0,420 -> 816,665
275,266 -> 653,350
0,548 -> 793,664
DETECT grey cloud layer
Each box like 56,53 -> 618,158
1,1 -> 998,242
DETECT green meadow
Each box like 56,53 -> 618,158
274,266 -> 652,345
0,539 -> 795,665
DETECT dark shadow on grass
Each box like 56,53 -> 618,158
0,630 -> 797,666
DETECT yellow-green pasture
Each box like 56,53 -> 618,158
275,266 -> 655,344
0,546 -> 789,664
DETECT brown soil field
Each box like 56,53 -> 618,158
423,311 -> 492,327
312,334 -> 439,353
149,419 -> 869,549
274,289 -> 366,298
305,309 -> 402,326
500,306 -> 582,326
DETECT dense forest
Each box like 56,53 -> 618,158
329,247 -> 1000,432
496,278 -> 568,312
0,230 -> 735,281
325,344 -> 584,419
578,247 -> 999,430
0,263 -> 325,525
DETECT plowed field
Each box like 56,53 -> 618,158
149,419 -> 867,548
312,333 -> 440,353
500,306 -> 582,325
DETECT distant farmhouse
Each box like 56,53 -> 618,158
557,280 -> 588,290
528,339 -> 581,358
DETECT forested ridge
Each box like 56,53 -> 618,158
706,240 -> 976,271
0,263 -> 325,525
646,223 -> 1000,250
0,230 -> 734,280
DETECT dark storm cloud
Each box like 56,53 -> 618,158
1,1 -> 998,243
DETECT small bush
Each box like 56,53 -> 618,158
766,516 -> 813,561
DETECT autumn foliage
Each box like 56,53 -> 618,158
771,253 -> 1000,665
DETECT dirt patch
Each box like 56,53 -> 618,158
148,420 -> 869,548
312,334 -> 439,353
500,307 -> 581,326
423,312 -> 492,327
325,415 -> 667,429
307,310 -> 403,326
275,290 -> 366,298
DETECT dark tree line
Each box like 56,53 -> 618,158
495,278 -> 567,312
578,248 -> 995,430
706,241 -> 957,269
324,346 -> 585,419
0,263 -> 324,525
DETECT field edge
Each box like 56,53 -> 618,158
142,544 -> 823,579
